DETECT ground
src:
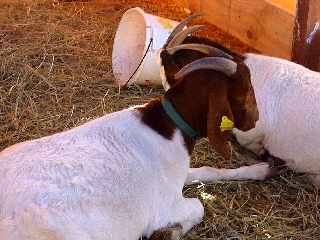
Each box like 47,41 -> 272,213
0,0 -> 319,239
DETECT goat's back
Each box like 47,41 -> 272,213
0,108 -> 189,240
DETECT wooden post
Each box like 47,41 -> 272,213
305,22 -> 320,71
292,0 -> 320,71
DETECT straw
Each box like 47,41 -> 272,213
1,1 -> 319,239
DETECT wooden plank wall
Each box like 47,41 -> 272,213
176,0 -> 297,59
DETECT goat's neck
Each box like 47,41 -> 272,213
166,92 -> 208,141
164,80 -> 210,150
138,98 -> 197,155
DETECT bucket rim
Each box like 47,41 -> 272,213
112,7 -> 153,86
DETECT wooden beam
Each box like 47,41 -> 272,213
304,0 -> 320,71
173,0 -> 201,12
175,0 -> 296,59
307,0 -> 320,32
291,0 -> 310,66
188,0 -> 201,12
292,0 -> 320,71
305,22 -> 320,71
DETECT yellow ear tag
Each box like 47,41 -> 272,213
220,116 -> 234,132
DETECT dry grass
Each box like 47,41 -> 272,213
0,0 -> 319,239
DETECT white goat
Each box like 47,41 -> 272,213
0,57 -> 274,240
174,53 -> 320,187
233,53 -> 320,186
0,106 -> 204,240
159,13 -> 320,186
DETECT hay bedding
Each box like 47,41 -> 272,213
0,0 -> 319,239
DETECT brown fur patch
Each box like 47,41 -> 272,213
138,99 -> 175,140
228,60 -> 258,131
137,99 -> 195,155
149,224 -> 183,240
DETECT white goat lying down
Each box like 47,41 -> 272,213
0,53 -> 274,240
159,13 -> 320,187
0,60 -> 273,240
233,54 -> 320,186
172,52 -> 320,187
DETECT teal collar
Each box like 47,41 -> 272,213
161,98 -> 201,140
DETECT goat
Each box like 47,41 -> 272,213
159,14 -> 274,186
172,46 -> 320,187
233,54 -> 320,186
0,42 -> 273,240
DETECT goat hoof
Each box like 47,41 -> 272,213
149,224 -> 183,240
253,162 -> 279,180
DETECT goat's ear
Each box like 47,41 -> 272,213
160,50 -> 180,88
207,92 -> 234,160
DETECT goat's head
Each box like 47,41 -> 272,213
158,14 -> 258,158
165,57 -> 258,159
160,13 -> 235,90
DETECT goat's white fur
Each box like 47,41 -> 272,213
0,108 -> 203,240
232,54 -> 320,185
0,104 -> 274,240
184,54 -> 320,186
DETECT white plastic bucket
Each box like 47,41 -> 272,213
112,7 -> 179,86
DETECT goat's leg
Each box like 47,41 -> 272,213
232,121 -> 266,156
149,224 -> 183,240
167,198 -> 204,235
186,162 -> 278,185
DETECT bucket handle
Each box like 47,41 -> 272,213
122,26 -> 154,88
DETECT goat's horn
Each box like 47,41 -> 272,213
174,57 -> 237,79
166,25 -> 206,48
163,13 -> 202,48
166,43 -> 234,59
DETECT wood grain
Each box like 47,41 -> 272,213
177,0 -> 297,59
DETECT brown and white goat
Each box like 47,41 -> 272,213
0,45 -> 272,240
158,14 -> 271,185
162,14 -> 320,188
